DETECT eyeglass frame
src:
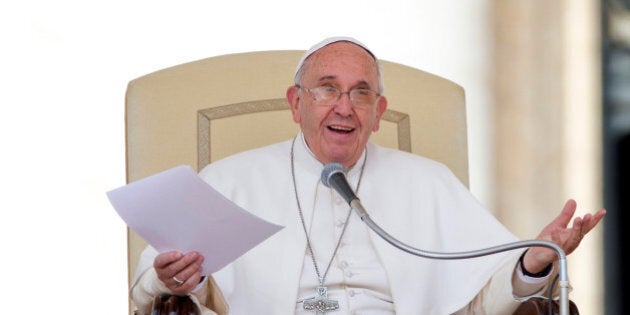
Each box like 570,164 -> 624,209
295,85 -> 381,107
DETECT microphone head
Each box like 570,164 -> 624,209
321,163 -> 347,187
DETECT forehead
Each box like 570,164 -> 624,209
301,42 -> 379,83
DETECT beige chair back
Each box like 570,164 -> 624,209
125,50 -> 467,312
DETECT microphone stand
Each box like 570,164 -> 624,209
349,199 -> 570,315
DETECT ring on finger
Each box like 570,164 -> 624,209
172,276 -> 184,287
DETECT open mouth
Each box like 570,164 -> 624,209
328,125 -> 354,134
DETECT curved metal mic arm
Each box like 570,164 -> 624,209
349,199 -> 571,315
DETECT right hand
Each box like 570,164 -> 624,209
522,199 -> 605,273
154,251 -> 205,295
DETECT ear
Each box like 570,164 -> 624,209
372,95 -> 388,132
286,85 -> 301,123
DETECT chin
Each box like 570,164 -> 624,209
320,142 -> 363,164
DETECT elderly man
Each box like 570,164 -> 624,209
131,37 -> 605,314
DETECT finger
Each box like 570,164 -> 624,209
173,268 -> 204,288
564,209 -> 607,254
586,209 -> 606,230
171,255 -> 205,283
171,275 -> 186,287
551,199 -> 578,228
168,252 -> 202,276
580,209 -> 606,235
168,257 -> 204,293
156,251 -> 202,279
573,216 -> 584,233
154,251 -> 183,269
571,216 -> 585,240
170,269 -> 204,294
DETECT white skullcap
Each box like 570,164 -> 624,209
294,36 -> 377,81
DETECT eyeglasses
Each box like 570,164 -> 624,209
297,85 -> 380,107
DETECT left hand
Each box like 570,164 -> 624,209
522,199 -> 606,273
154,251 -> 205,295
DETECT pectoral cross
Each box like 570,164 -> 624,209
303,286 -> 339,314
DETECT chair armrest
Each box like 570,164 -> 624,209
150,294 -> 200,315
513,297 -> 579,315
148,294 -> 578,315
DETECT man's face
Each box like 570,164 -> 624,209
287,42 -> 387,167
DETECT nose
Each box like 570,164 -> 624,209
332,92 -> 354,116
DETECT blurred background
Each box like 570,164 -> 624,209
0,0 -> 627,314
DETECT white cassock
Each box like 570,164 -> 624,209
132,132 -> 552,314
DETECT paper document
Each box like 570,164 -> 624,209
107,165 -> 283,274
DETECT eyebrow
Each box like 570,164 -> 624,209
317,76 -> 372,88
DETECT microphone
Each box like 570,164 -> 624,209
321,163 -> 358,203
320,163 -> 571,315
321,163 -> 368,219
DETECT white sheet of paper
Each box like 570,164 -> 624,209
107,165 -> 283,274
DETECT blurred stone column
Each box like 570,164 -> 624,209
491,0 -> 603,313
492,0 -> 565,236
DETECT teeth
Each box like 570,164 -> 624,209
329,125 -> 353,132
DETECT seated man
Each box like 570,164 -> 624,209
130,37 -> 605,314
